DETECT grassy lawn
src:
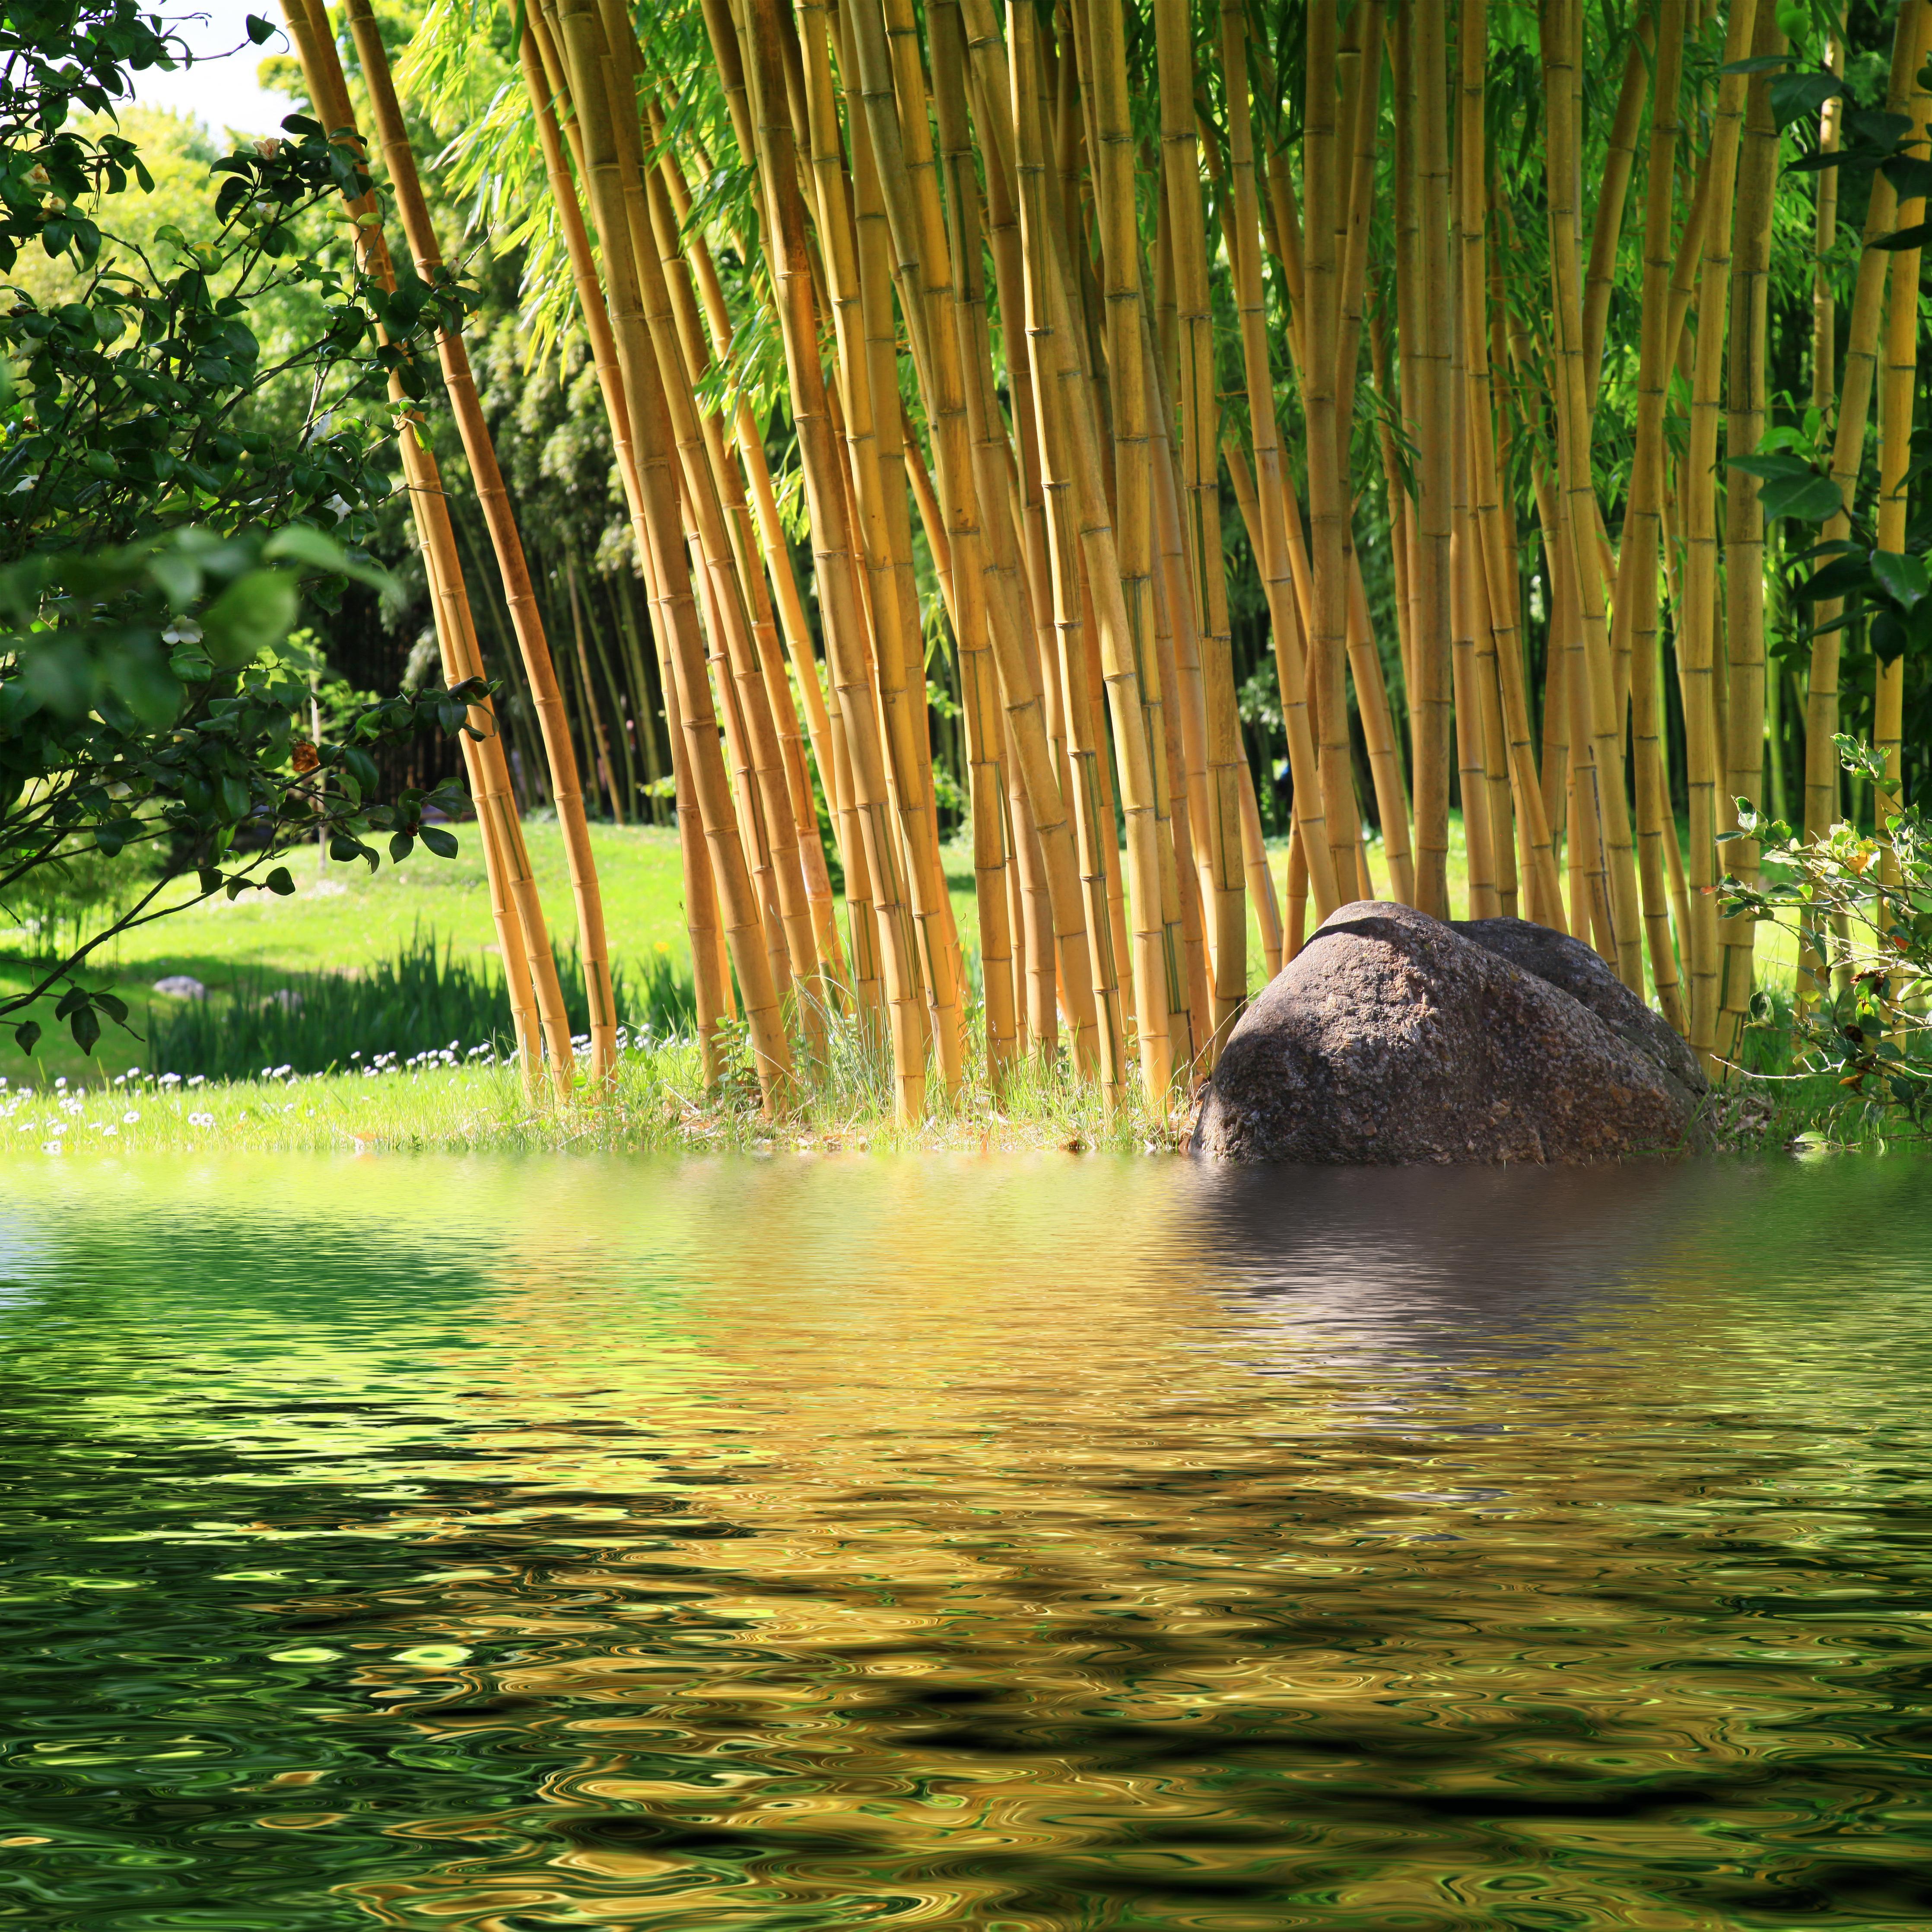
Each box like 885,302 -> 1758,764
2,819 -> 991,1088
0,807 -> 1793,1090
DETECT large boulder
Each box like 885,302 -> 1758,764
1193,901 -> 1706,1165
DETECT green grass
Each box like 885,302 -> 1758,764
2,821 -> 710,1087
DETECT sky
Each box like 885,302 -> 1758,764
127,0 -> 299,139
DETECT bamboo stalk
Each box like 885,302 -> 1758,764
736,0 -> 929,1113
937,0 -> 1107,1074
1581,14 -> 1653,412
1303,0 -> 1364,914
516,14 -> 740,1069
1717,7 -> 1783,1062
1676,0 -> 1762,1060
646,114 -> 851,1001
1607,0 -> 1688,1031
841,0 -> 1003,1093
1009,0 -> 1128,1093
345,0 -> 617,1086
1081,0 -> 1192,1079
1542,0 -> 1644,988
1407,0 -> 1455,918
550,0 -> 796,1109
1795,32 -> 1844,1011
1223,0 -> 1341,940
1154,0 -> 1247,1036
604,5 -> 829,1062
1875,6 -> 1932,912
1805,16 -> 1914,854
1458,0 -> 1559,929
284,0 -> 577,1098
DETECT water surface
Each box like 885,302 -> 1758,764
2,1152 -> 1930,1928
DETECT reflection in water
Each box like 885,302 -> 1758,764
3,1153 -> 1932,1928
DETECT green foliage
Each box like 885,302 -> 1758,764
1721,737 -> 1932,1129
0,521 -> 492,1055
0,832 -> 160,957
0,1 -> 496,1058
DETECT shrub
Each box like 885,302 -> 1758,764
1723,736 -> 1932,1130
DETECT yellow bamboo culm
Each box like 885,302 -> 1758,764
1716,10 -> 1783,1065
1609,0 -> 1688,1035
1222,0 -> 1339,956
281,0 -> 578,1102
547,0 -> 797,1112
1541,0 -> 1642,989
341,0 -> 618,1090
1874,1 -> 1932,918
1407,0 -> 1454,919
1676,0 -> 1761,1065
1153,0 -> 1249,1036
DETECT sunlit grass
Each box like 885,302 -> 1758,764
0,1011 -> 1192,1163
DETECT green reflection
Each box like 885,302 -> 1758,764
2,1153 -> 1930,1929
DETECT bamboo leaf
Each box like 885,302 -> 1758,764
1729,452 -> 1819,481
1871,550 -> 1930,610
1882,155 -> 1932,199
1759,473 -> 1846,521
1794,554 -> 1879,602
1771,70 -> 1846,129
1846,108 -> 1913,153
1787,537 -> 1866,566
1870,220 -> 1932,252
1786,149 -> 1862,173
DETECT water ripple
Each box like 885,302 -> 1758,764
0,1153 -> 1929,1927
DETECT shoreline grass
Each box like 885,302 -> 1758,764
0,1022 -> 1911,1163
0,1032 -> 1198,1161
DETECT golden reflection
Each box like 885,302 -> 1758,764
6,1153 -> 1929,1929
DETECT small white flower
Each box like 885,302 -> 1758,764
123,1111 -> 139,1124
103,1125 -> 117,1137
54,1077 -> 66,1090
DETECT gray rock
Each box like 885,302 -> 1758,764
151,975 -> 206,999
1193,901 -> 1705,1166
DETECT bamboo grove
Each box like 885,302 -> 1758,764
282,0 -> 1932,1116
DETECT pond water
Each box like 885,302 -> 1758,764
2,1152 -> 1931,1929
